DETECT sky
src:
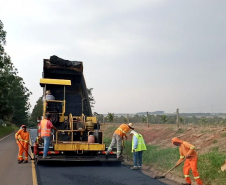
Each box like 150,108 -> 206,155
0,0 -> 226,114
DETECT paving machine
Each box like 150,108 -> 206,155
32,56 -> 117,162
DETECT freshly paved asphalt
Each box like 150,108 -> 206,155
36,161 -> 168,185
0,132 -> 33,185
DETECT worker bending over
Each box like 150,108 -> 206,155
15,125 -> 30,163
172,137 -> 203,185
106,123 -> 134,160
130,130 -> 147,170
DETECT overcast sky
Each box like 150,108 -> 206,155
1,0 -> 226,114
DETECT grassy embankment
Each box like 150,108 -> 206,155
103,126 -> 226,185
0,125 -> 18,138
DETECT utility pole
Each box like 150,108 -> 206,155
103,115 -> 105,125
127,114 -> 129,123
176,108 -> 180,128
147,111 -> 149,127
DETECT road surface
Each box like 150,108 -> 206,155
0,132 -> 33,185
0,130 -> 179,185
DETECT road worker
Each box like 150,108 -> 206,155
43,90 -> 55,101
130,130 -> 147,170
41,114 -> 58,159
106,123 -> 134,160
172,137 -> 203,185
16,130 -> 21,161
15,125 -> 30,163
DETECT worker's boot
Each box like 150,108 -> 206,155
181,183 -> 191,185
23,160 -> 28,163
130,166 -> 138,170
42,156 -> 51,159
18,160 -> 23,164
117,156 -> 124,161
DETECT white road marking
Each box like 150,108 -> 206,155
0,132 -> 15,142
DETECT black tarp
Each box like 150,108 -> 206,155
50,55 -> 82,68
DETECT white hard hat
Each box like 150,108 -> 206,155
128,123 -> 133,128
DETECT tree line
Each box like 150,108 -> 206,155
0,20 -> 31,127
97,113 -> 226,125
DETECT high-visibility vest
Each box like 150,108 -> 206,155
131,133 -> 147,152
41,119 -> 51,137
114,124 -> 130,137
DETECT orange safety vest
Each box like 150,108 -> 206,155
114,124 -> 130,137
41,119 -> 51,137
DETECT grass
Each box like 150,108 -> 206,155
0,125 -> 15,138
175,128 -> 184,134
222,132 -> 226,137
198,152 -> 226,185
213,139 -> 218,144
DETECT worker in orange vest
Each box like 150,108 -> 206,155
15,125 -> 30,163
41,114 -> 57,159
106,123 -> 134,160
172,137 -> 203,185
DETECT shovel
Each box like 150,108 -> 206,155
154,157 -> 186,179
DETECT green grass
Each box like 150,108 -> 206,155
175,128 -> 184,134
222,132 -> 226,137
123,140 -> 179,169
213,139 -> 218,144
0,126 -> 15,138
198,152 -> 226,185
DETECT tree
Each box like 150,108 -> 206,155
87,88 -> 95,108
161,115 -> 167,123
30,97 -> 43,124
0,20 -> 31,125
107,112 -> 114,123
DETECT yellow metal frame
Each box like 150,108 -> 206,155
55,130 -> 105,151
43,100 -> 66,121
54,142 -> 105,151
40,78 -> 71,86
86,116 -> 97,123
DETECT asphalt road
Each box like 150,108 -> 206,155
31,125 -> 178,185
0,130 -> 179,185
0,132 -> 33,185
36,161 -> 168,185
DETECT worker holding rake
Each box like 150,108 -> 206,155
172,137 -> 203,185
15,125 -> 30,163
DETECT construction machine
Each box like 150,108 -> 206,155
31,56 -> 117,162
